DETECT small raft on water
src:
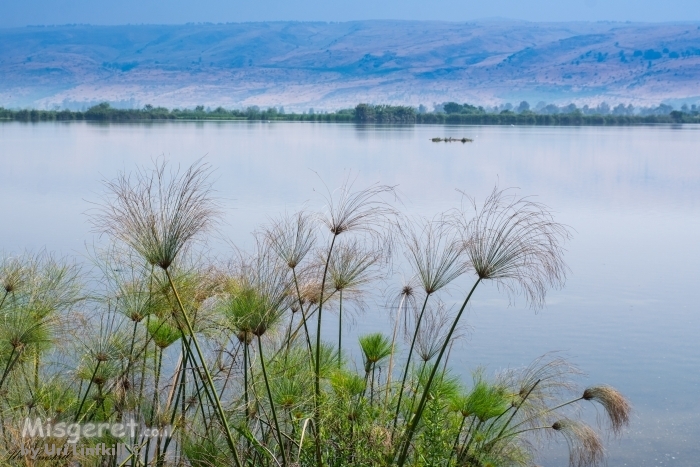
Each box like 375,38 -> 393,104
431,137 -> 473,143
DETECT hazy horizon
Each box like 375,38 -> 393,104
5,18 -> 700,28
3,0 -> 700,28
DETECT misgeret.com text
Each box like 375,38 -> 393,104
12,417 -> 171,460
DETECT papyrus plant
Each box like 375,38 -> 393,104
0,162 -> 631,467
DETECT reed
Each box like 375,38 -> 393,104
0,164 -> 630,467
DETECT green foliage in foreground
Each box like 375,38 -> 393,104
2,102 -> 699,125
0,161 -> 631,466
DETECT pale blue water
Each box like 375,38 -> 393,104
1,121 -> 699,465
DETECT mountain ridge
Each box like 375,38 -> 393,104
1,20 -> 699,109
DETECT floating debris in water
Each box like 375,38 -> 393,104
431,137 -> 473,143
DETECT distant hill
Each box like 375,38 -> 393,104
1,21 -> 699,110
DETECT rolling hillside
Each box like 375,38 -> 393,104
1,20 -> 699,109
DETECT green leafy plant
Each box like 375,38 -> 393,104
0,162 -> 630,467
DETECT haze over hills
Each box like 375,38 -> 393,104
1,20 -> 699,110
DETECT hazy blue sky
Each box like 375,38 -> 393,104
2,0 -> 700,27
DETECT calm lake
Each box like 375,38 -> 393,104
1,121 -> 699,466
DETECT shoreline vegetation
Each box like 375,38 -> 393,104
1,102 -> 699,125
0,160 -> 632,467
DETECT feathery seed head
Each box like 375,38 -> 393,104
265,211 -> 316,269
1,312 -> 57,353
405,216 -> 466,295
328,239 -> 380,292
93,159 -> 219,270
582,385 -> 631,436
319,177 -> 396,237
504,354 -> 581,413
0,255 -> 27,294
114,374 -> 131,402
550,419 -> 605,467
388,278 -> 420,340
117,279 -> 161,323
414,301 -> 460,362
458,187 -> 570,308
0,252 -> 82,323
298,279 -> 325,305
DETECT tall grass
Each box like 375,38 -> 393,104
0,161 -> 630,466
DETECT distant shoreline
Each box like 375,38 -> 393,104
2,104 -> 698,125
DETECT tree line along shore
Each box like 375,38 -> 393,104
1,102 -> 698,125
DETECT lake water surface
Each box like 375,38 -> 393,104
1,121 -> 699,466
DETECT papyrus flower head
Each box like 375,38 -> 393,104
93,160 -> 219,270
457,187 -> 570,308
